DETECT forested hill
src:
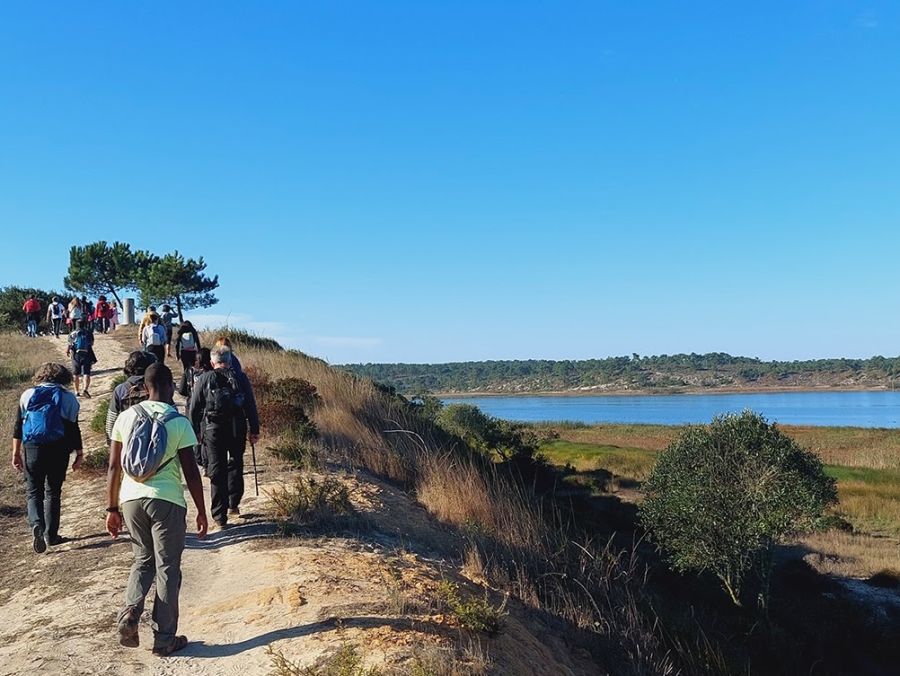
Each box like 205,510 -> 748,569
339,353 -> 900,395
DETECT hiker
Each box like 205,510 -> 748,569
137,305 -> 157,343
189,346 -> 259,528
81,296 -> 95,332
46,296 -> 66,338
141,313 -> 167,364
160,305 -> 179,359
67,297 -> 83,329
95,295 -> 111,334
174,321 -> 201,373
214,336 -> 244,373
106,363 -> 207,657
178,348 -> 213,470
106,351 -> 157,442
109,301 -> 119,332
11,362 -> 83,553
178,347 -> 211,404
23,294 -> 41,337
67,320 -> 95,398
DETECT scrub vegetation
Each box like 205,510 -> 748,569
342,352 -> 900,394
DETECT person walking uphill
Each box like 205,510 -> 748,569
174,321 -> 201,373
46,296 -> 66,338
142,314 -> 167,364
105,351 -> 156,442
67,320 -> 96,397
11,363 -> 83,553
106,363 -> 208,657
23,294 -> 41,337
189,346 -> 259,528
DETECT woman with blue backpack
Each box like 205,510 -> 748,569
11,362 -> 83,553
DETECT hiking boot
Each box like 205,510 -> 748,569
228,506 -> 240,517
117,607 -> 140,648
152,635 -> 188,657
47,535 -> 69,546
82,390 -> 91,399
31,525 -> 46,554
212,519 -> 228,531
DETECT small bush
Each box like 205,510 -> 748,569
81,445 -> 110,471
247,366 -> 319,441
434,580 -> 506,635
267,643 -> 381,676
640,410 -> 838,606
268,440 -> 320,470
268,475 -> 356,529
90,399 -> 110,435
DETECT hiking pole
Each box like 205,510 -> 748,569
251,441 -> 259,496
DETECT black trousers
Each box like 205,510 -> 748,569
204,434 -> 245,524
23,445 -> 70,539
179,349 -> 196,372
51,318 -> 63,337
147,345 -> 165,363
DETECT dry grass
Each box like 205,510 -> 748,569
545,422 -> 900,470
204,329 -> 678,675
0,332 -> 55,389
798,530 -> 900,578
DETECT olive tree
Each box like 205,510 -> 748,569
640,411 -> 836,607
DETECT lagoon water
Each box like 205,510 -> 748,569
442,391 -> 900,428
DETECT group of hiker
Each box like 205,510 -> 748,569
11,327 -> 261,656
23,293 -> 118,338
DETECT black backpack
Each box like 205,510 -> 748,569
204,369 -> 245,424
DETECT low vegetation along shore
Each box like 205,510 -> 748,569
3,328 -> 899,675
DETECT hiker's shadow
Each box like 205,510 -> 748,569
185,520 -> 279,550
181,617 -> 452,658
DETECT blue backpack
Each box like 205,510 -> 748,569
74,330 -> 91,352
22,386 -> 66,444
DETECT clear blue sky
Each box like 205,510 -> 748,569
2,2 -> 898,363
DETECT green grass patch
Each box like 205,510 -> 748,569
90,399 -> 110,435
541,440 -> 658,482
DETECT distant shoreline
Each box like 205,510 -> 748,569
437,385 -> 897,398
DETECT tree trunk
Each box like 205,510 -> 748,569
720,576 -> 742,607
176,295 -> 184,323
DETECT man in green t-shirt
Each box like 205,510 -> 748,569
105,363 -> 208,657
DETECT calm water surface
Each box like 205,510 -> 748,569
441,391 -> 900,428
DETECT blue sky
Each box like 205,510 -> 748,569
1,2 -> 898,363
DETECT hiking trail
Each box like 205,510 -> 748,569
0,332 -> 590,675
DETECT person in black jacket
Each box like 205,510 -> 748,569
12,363 -> 83,552
105,351 -> 157,442
189,346 -> 259,528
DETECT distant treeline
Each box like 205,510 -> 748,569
340,352 -> 900,394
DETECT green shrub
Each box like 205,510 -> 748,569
90,399 -> 110,435
268,475 -> 356,529
0,286 -> 67,332
81,445 -> 110,471
267,643 -> 382,676
268,440 -> 320,470
435,580 -> 506,635
640,411 -> 837,606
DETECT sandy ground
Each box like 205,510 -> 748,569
0,332 -> 596,676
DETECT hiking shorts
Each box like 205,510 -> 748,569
72,352 -> 92,376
